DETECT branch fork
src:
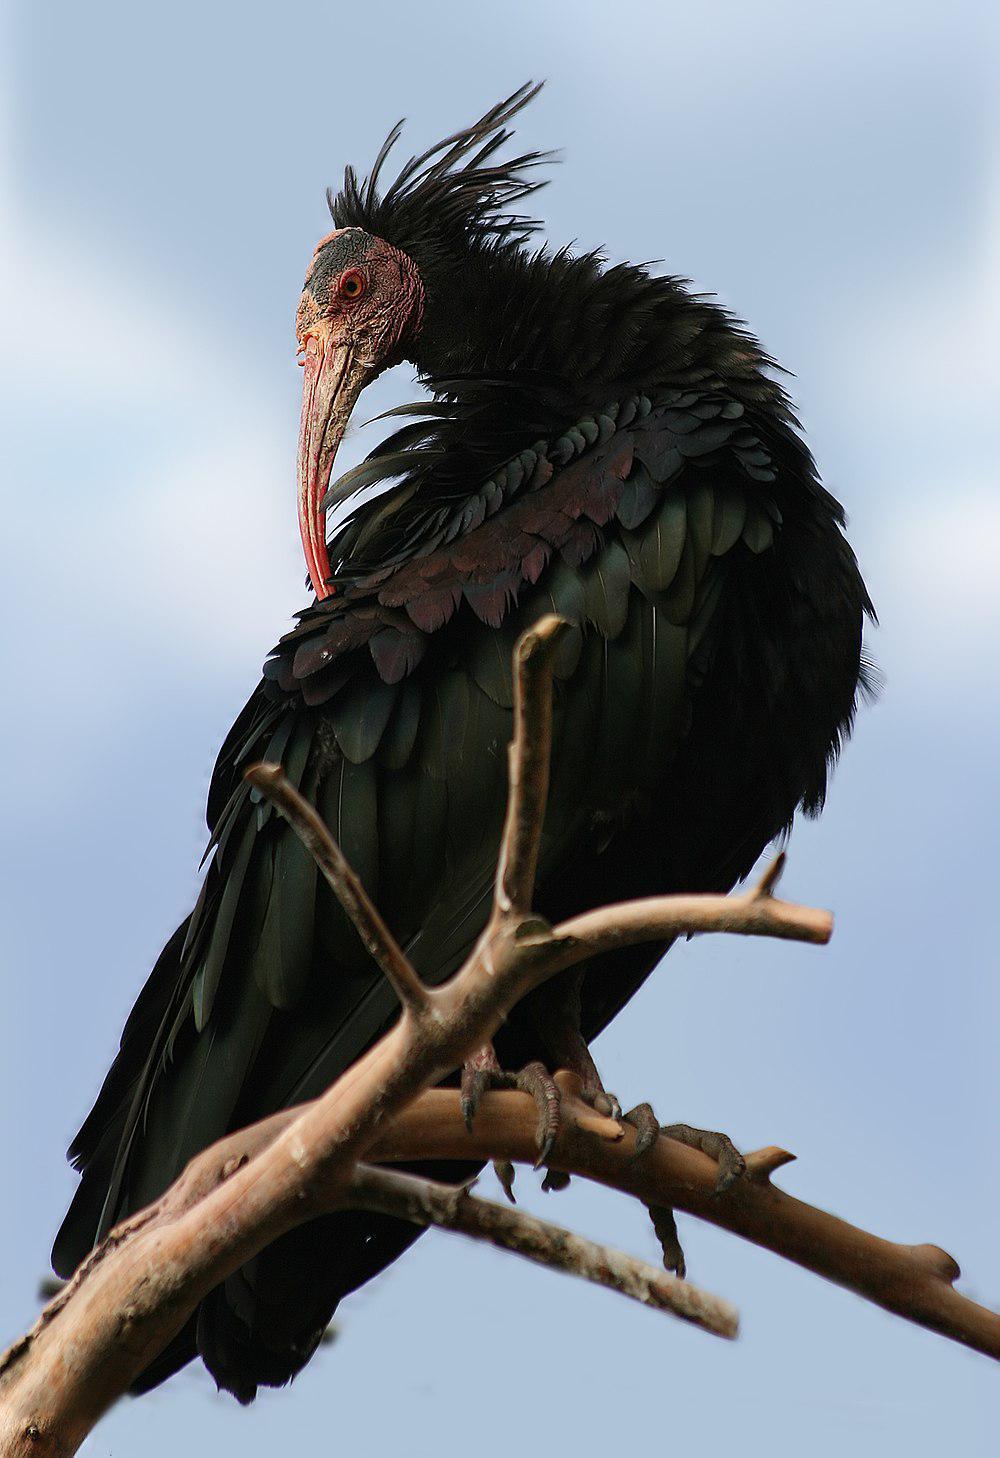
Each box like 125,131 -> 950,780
1,614 -> 993,1457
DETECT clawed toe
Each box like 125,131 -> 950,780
461,1046 -> 564,1201
493,1159 -> 517,1203
647,1203 -> 686,1280
629,1109 -> 746,1279
461,1039 -> 747,1223
461,1074 -> 490,1133
580,1084 -> 622,1121
541,1168 -> 571,1193
460,1044 -> 502,1132
660,1123 -> 746,1194
514,1060 -> 562,1168
624,1101 -> 660,1158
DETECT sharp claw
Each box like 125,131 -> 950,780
624,1102 -> 660,1158
494,1160 -> 517,1203
634,1124 -> 658,1158
714,1150 -> 747,1195
541,1169 -> 571,1192
582,1086 -> 620,1120
464,1050 -> 562,1181
648,1203 -> 686,1279
461,1052 -> 496,1135
660,1123 -> 748,1195
512,1060 -> 562,1170
534,1131 -> 556,1170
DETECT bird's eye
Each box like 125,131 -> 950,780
339,269 -> 366,300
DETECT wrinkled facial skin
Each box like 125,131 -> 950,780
295,228 -> 424,599
297,228 -> 424,366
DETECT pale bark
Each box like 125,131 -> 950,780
1,616 -> 990,1457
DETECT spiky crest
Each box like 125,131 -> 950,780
327,83 -> 552,270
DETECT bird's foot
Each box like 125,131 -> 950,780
659,1121 -> 746,1192
461,1044 -> 563,1202
572,1067 -> 622,1122
647,1202 -> 688,1279
621,1100 -> 661,1158
626,1109 -> 747,1279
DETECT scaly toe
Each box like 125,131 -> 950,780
577,1082 -> 622,1121
624,1102 -> 660,1158
461,1071 -> 489,1133
660,1123 -> 747,1195
647,1203 -> 686,1280
510,1060 -> 562,1169
460,1045 -> 503,1133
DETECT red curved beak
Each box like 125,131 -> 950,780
296,322 -> 372,600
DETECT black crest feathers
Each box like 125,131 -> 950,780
327,83 -> 553,268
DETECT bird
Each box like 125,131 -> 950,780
53,83 -> 874,1401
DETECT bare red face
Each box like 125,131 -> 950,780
295,228 -> 424,598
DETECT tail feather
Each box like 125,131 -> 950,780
195,1210 -> 428,1402
52,921 -> 192,1278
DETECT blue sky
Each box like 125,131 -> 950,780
2,2 -> 998,1453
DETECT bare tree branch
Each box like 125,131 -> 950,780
348,1164 -> 739,1338
370,1079 -> 1000,1362
243,760 -> 429,1013
549,860 -> 833,961
493,614 -> 567,915
1,612 -> 992,1456
5,1068 -> 996,1458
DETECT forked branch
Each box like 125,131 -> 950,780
1,615 -> 991,1458
348,1164 -> 738,1338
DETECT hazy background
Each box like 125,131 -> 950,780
2,2 -> 998,1453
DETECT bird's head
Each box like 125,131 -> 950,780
295,228 -> 425,598
295,84 -> 549,598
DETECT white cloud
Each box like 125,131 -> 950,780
823,154 -> 1000,691
0,185 -> 305,671
835,161 -> 1000,423
882,486 -> 1000,618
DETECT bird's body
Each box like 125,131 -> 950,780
54,88 -> 873,1400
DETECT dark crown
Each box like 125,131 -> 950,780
327,83 -> 553,270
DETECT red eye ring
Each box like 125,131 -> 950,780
339,269 -> 366,300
